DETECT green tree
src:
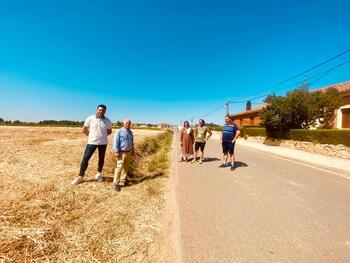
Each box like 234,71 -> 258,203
309,88 -> 343,129
261,86 -> 343,137
0,117 -> 4,123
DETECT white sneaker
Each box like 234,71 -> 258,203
71,176 -> 84,185
199,158 -> 203,164
95,172 -> 103,182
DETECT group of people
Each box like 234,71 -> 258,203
71,105 -> 241,193
179,116 -> 240,171
71,104 -> 134,192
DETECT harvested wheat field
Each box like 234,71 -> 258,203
0,126 -> 173,262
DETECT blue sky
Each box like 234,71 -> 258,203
0,0 -> 349,125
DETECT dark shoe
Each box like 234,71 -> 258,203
112,183 -> 121,192
230,166 -> 235,171
219,163 -> 227,168
121,178 -> 129,187
124,178 -> 129,186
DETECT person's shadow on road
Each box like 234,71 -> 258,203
234,161 -> 248,168
202,157 -> 220,162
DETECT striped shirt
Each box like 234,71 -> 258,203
222,124 -> 239,142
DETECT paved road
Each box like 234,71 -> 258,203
175,132 -> 350,263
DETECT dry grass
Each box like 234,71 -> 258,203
0,126 -> 172,262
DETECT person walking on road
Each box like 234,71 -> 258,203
112,119 -> 134,192
191,119 -> 212,164
180,121 -> 194,162
71,104 -> 112,185
220,116 -> 240,171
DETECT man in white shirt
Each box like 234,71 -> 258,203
71,104 -> 112,185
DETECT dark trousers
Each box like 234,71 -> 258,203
79,144 -> 107,176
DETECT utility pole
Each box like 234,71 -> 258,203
190,117 -> 194,127
302,74 -> 308,89
225,100 -> 230,116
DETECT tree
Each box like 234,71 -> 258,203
261,86 -> 343,136
0,117 -> 4,123
309,88 -> 343,129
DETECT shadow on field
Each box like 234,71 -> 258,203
128,172 -> 168,186
84,173 -> 168,187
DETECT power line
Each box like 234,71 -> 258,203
309,59 -> 350,86
189,103 -> 225,122
234,48 -> 350,101
184,49 -> 350,122
230,56 -> 350,104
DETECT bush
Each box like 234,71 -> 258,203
288,129 -> 350,147
241,127 -> 266,138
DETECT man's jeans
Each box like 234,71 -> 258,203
79,144 -> 107,176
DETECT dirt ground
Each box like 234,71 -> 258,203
0,126 -> 168,262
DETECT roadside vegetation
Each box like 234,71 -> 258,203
240,127 -> 350,147
261,86 -> 343,136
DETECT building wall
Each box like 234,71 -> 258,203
233,112 -> 261,127
342,108 -> 350,128
343,94 -> 350,105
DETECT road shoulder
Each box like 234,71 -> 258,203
236,138 -> 350,176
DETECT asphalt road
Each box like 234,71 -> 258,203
175,133 -> 350,263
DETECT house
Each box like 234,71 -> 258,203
318,81 -> 350,129
231,102 -> 266,127
231,80 -> 350,129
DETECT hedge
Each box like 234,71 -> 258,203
241,127 -> 266,137
241,126 -> 350,147
288,129 -> 350,147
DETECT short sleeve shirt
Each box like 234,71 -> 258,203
84,115 -> 112,145
195,126 -> 212,142
222,124 -> 239,142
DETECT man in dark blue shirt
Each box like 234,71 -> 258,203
220,116 -> 240,170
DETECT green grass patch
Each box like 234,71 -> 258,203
129,130 -> 173,180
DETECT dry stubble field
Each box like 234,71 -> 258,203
0,126 -> 171,262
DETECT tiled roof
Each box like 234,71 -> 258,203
231,103 -> 266,117
313,80 -> 350,93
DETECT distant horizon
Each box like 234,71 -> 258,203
2,78 -> 349,125
1,0 -> 350,124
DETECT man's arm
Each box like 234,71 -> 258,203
82,126 -> 89,136
112,130 -> 120,158
232,130 -> 240,143
107,121 -> 112,135
206,128 -> 212,140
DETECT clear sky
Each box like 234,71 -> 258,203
0,0 -> 349,125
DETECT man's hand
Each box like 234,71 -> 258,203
114,152 -> 120,159
83,126 -> 89,136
